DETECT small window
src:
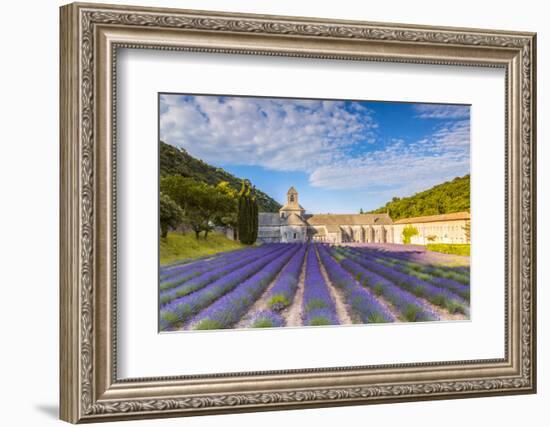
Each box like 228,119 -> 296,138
293,233 -> 297,239
290,195 -> 295,202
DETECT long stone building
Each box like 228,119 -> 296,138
257,187 -> 470,245
392,212 -> 470,245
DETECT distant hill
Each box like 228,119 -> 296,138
160,141 -> 281,213
368,175 -> 470,220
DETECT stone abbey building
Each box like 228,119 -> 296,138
257,187 -> 470,245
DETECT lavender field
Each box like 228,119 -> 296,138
159,243 -> 470,331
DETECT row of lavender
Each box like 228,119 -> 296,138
333,246 -> 469,316
347,243 -> 470,277
160,244 -> 284,305
237,243 -> 467,326
160,244 -> 292,329
159,241 -> 470,331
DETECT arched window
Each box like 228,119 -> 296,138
290,195 -> 295,202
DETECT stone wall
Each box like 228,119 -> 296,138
280,225 -> 308,243
392,220 -> 470,244
256,219 -> 469,245
257,226 -> 281,243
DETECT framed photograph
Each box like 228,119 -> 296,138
60,2 -> 537,423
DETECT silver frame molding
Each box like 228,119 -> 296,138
60,2 -> 537,423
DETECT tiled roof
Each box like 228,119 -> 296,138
258,213 -> 282,227
307,213 -> 393,226
285,213 -> 308,226
394,211 -> 470,224
280,204 -> 305,211
307,227 -> 327,236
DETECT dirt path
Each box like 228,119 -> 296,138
283,254 -> 307,327
316,249 -> 354,325
234,253 -> 296,329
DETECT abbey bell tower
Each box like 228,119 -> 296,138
279,187 -> 305,219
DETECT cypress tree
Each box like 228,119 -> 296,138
237,180 -> 248,244
250,193 -> 258,243
247,186 -> 253,244
236,180 -> 259,245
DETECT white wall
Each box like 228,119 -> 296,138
0,0 -> 546,426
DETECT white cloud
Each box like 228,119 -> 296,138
414,104 -> 470,119
308,119 -> 470,196
160,95 -> 470,197
160,95 -> 378,173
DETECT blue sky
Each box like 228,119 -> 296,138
160,94 -> 470,213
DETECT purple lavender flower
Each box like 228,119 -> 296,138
159,245 -> 289,330
160,244 -> 283,305
191,245 -> 301,330
159,247 -> 258,289
244,310 -> 286,328
338,257 -> 439,322
265,245 -> 307,311
338,247 -> 468,316
353,246 -> 470,284
317,245 -> 395,324
159,247 -> 256,281
371,256 -> 470,301
302,245 -> 339,326
303,307 -> 339,326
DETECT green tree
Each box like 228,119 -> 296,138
250,193 -> 259,243
216,181 -> 239,239
160,141 -> 281,213
160,175 -> 235,240
402,225 -> 419,244
190,181 -> 234,240
160,175 -> 196,211
368,174 -> 470,220
237,181 -> 248,243
159,192 -> 184,238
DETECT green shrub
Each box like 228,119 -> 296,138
308,317 -> 331,326
268,294 -> 290,311
252,319 -> 275,328
195,319 -> 223,330
402,225 -> 419,244
404,306 -> 420,322
367,313 -> 389,323
427,244 -> 470,256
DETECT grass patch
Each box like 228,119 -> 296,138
268,294 -> 290,311
373,282 -> 384,296
426,244 -> 470,257
305,299 -> 329,312
160,231 -> 248,265
194,319 -> 223,330
308,317 -> 332,326
367,313 -> 390,323
161,311 -> 179,325
404,306 -> 421,322
445,300 -> 466,314
251,319 -> 275,328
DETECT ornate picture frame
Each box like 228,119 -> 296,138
60,2 -> 536,423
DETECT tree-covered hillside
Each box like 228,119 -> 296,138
160,141 -> 281,213
368,175 -> 470,220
